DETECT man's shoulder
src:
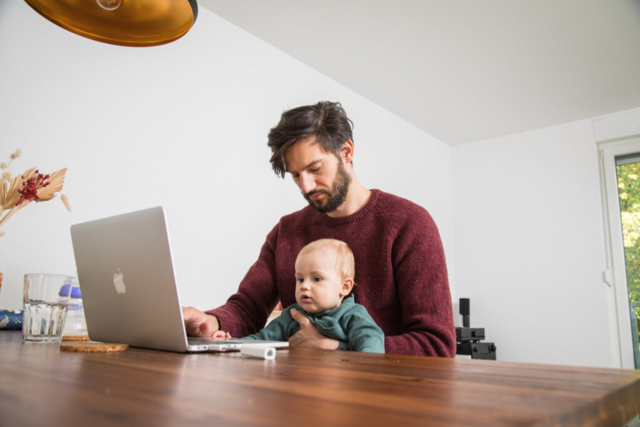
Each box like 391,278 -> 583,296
375,189 -> 424,210
278,204 -> 316,225
373,189 -> 433,224
264,205 -> 316,241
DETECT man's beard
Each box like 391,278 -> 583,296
303,161 -> 351,214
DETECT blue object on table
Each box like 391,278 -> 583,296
58,284 -> 81,298
0,310 -> 22,330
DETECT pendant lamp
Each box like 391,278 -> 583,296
23,0 -> 198,47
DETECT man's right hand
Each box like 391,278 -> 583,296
182,306 -> 219,337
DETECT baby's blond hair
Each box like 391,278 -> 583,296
298,238 -> 355,282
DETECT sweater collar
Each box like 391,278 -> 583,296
309,189 -> 380,225
300,294 -> 355,318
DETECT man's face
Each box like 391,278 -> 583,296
284,137 -> 351,214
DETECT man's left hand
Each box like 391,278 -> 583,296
288,308 -> 340,350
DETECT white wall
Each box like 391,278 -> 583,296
452,119 -> 613,367
0,2 -> 454,313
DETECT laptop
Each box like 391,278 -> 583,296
70,206 -> 289,353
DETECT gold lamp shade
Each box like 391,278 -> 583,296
24,0 -> 198,47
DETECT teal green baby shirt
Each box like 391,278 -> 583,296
242,295 -> 385,353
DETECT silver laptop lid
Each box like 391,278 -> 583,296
70,207 -> 190,352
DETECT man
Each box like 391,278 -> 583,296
183,101 -> 456,357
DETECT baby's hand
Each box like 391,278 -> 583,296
212,330 -> 231,339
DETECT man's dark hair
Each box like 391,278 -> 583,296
267,101 -> 354,178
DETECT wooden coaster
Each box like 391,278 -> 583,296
62,335 -> 91,341
60,342 -> 128,353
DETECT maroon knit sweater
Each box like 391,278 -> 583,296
207,189 -> 456,357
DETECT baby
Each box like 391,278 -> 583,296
215,238 -> 384,353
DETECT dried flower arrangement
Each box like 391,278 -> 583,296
0,149 -> 71,237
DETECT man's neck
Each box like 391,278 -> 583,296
326,179 -> 371,218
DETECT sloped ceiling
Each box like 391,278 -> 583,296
199,0 -> 640,145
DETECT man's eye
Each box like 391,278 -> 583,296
310,167 -> 320,173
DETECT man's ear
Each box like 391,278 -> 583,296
340,277 -> 354,297
341,140 -> 354,164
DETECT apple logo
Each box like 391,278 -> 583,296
113,267 -> 126,294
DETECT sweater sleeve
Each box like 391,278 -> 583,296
344,306 -> 385,354
385,206 -> 456,357
242,308 -> 295,341
205,224 -> 281,338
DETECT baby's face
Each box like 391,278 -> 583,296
294,247 -> 350,313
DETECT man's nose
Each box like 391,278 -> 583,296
299,173 -> 316,194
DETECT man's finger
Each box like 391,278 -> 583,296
290,308 -> 301,321
199,321 -> 214,336
290,308 -> 310,326
182,306 -> 196,320
182,307 -> 219,337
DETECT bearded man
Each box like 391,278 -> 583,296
183,101 -> 455,357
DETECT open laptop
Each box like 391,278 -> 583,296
70,207 -> 289,353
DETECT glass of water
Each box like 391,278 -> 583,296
22,274 -> 75,343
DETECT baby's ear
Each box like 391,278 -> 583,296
340,278 -> 354,296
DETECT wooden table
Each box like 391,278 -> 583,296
1,331 -> 639,427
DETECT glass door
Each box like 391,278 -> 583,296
615,154 -> 640,369
601,137 -> 640,369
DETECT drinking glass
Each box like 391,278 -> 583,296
22,274 -> 75,343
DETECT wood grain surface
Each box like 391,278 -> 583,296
1,331 -> 638,427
